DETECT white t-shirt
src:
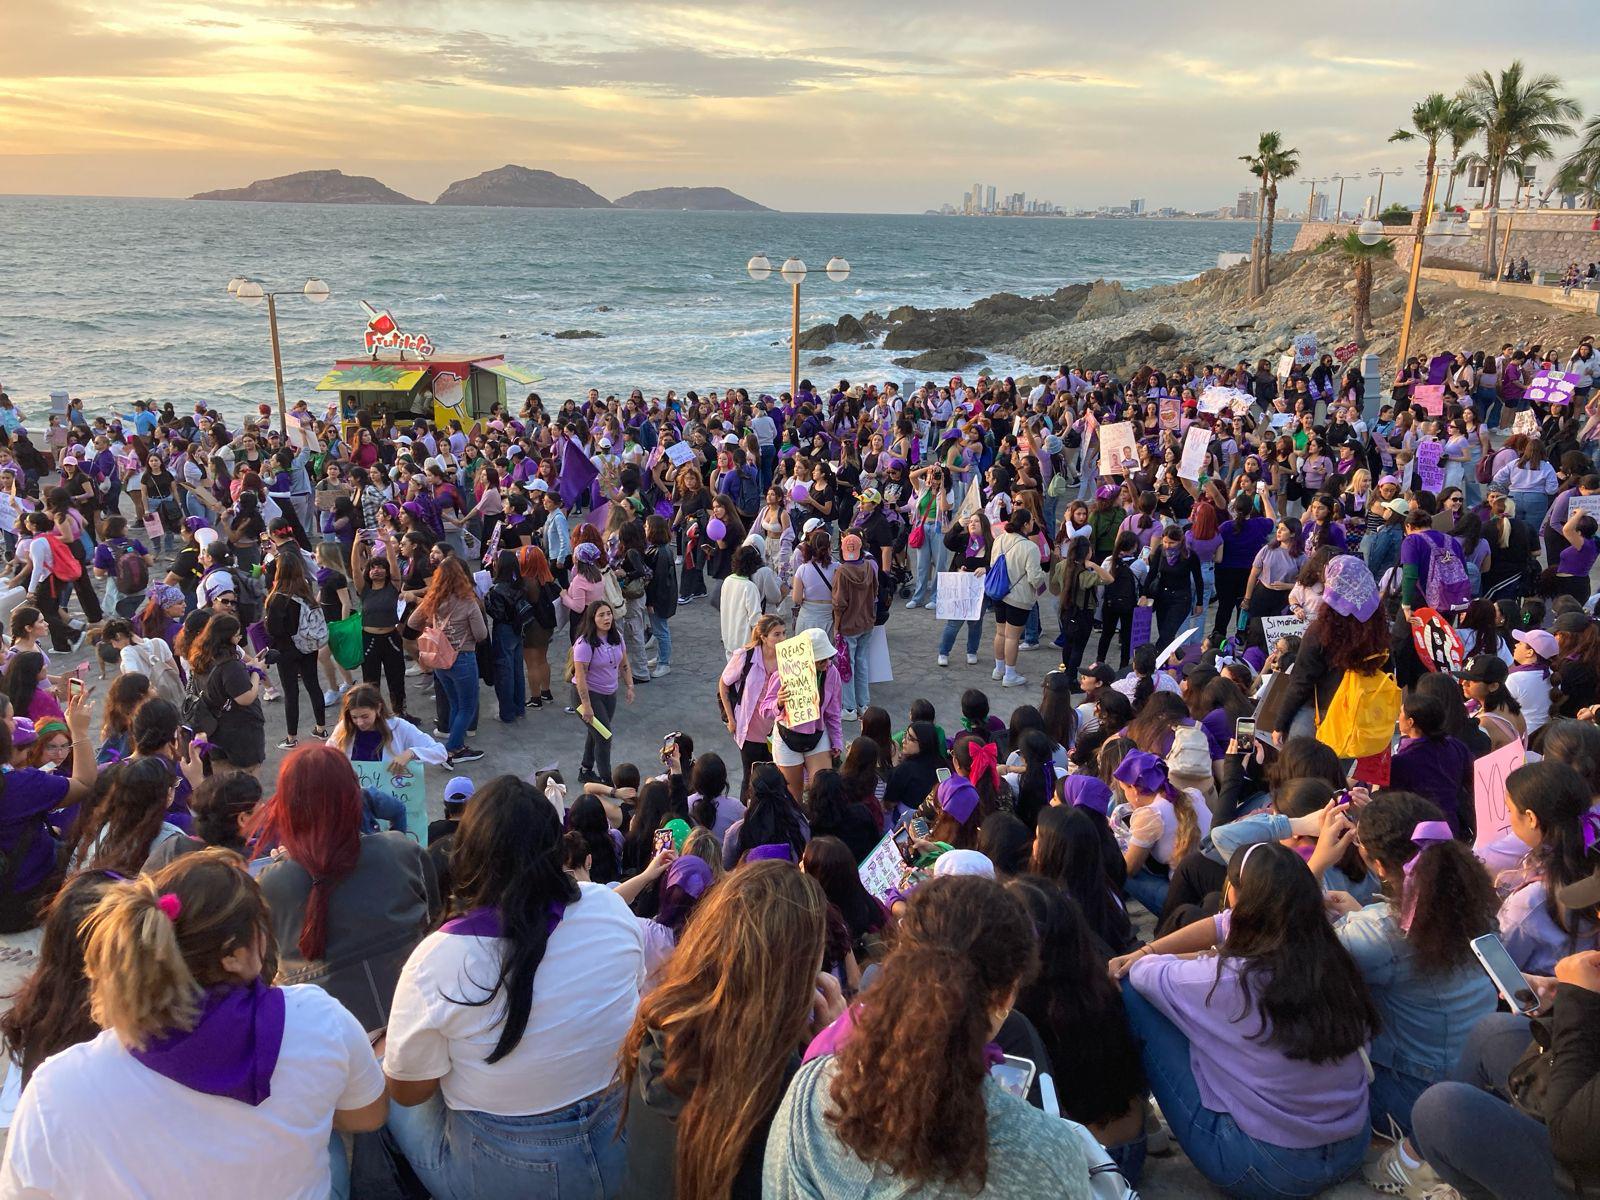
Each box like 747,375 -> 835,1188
383,881 -> 644,1116
1126,789 -> 1214,867
0,985 -> 383,1200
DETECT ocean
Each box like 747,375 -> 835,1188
0,197 -> 1282,421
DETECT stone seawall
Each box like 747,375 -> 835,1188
1290,210 -> 1600,276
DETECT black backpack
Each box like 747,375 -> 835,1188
717,646 -> 758,722
1103,557 -> 1138,612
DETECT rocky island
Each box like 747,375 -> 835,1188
434,165 -> 612,208
612,186 -> 769,212
189,169 -> 422,205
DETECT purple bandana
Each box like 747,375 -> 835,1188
937,775 -> 981,824
440,903 -> 567,938
1061,774 -> 1112,815
130,980 -> 285,1106
745,843 -> 796,864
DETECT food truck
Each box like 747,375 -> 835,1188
312,301 -> 542,433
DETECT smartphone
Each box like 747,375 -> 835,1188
891,823 -> 913,864
66,677 -> 85,702
652,828 -> 675,856
1471,933 -> 1540,1016
990,1055 -> 1036,1100
1234,717 -> 1255,743
935,767 -> 951,784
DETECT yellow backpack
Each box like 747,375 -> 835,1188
1316,656 -> 1400,759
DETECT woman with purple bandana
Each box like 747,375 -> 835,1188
1270,553 -> 1392,745
1,851 -> 389,1199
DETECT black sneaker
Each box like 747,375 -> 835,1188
448,747 -> 485,764
528,696 -> 543,708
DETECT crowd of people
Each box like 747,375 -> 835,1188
0,338 -> 1598,1199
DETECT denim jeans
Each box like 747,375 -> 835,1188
844,631 -> 871,712
1121,979 -> 1369,1199
1412,1012 -> 1561,1200
1022,603 -> 1041,646
1123,866 -> 1171,918
649,612 -> 672,667
434,650 -> 480,752
1368,1063 -> 1431,1138
1513,490 -> 1551,534
491,623 -> 525,721
386,1086 -> 626,1200
939,615 -> 984,657
909,535 -> 942,605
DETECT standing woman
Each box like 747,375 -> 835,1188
1210,495 -> 1275,641
1492,437 -> 1559,534
1142,523 -> 1204,645
719,614 -> 784,801
937,510 -> 992,668
516,545 -> 561,708
1242,517 -> 1306,623
789,528 -> 836,639
262,550 -> 328,750
573,600 -> 633,786
383,776 -> 644,1199
759,627 -> 843,803
350,541 -> 410,721
405,556 -> 487,766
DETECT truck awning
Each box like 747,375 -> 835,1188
480,362 -> 543,385
314,365 -> 428,392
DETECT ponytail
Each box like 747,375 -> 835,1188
1402,840 -> 1499,974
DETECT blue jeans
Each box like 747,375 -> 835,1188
1478,388 -> 1504,429
434,650 -> 480,752
386,1086 -> 626,1200
939,615 -> 984,657
1123,866 -> 1171,918
649,612 -> 671,667
491,623 -> 525,721
844,631 -> 871,712
909,534 -> 942,605
1121,980 -> 1369,1199
1022,603 -> 1041,646
1369,1063 -> 1430,1138
1513,490 -> 1551,533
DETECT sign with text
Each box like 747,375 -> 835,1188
1198,386 -> 1250,416
774,633 -> 820,727
1098,421 -> 1138,478
1414,440 -> 1445,493
1159,399 -> 1181,431
1411,384 -> 1446,416
360,300 -> 434,360
1524,371 -> 1580,406
1261,615 -> 1308,644
1512,408 -> 1540,436
1178,426 -> 1211,482
1571,495 -> 1600,523
1472,739 -> 1529,857
663,440 -> 696,468
935,571 -> 985,621
352,760 -> 429,847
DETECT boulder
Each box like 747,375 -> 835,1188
834,314 -> 869,343
807,355 -> 837,366
1148,323 -> 1178,343
550,329 -> 604,339
797,323 -> 837,350
891,348 -> 984,372
1075,280 -> 1137,321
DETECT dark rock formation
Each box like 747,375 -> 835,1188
550,329 -> 604,339
436,165 -> 611,208
611,186 -> 770,211
190,169 -> 422,205
892,348 -> 984,371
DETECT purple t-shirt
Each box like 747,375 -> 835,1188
572,638 -> 625,695
91,538 -> 149,573
1218,516 -> 1274,570
1558,537 -> 1600,577
0,768 -> 71,893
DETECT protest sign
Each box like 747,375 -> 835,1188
1261,615 -> 1308,644
664,441 -> 696,468
1512,408 -> 1539,435
775,634 -> 820,726
1098,422 -> 1138,477
858,832 -> 910,902
1572,495 -> 1600,523
1178,426 -> 1211,482
1411,384 -> 1446,417
353,760 -> 429,846
1159,399 -> 1181,431
142,511 -> 164,543
285,418 -> 323,454
1426,354 -> 1454,385
935,571 -> 984,621
866,625 -> 893,684
1524,371 -> 1580,406
1198,386 -> 1249,416
1155,627 -> 1198,669
1414,440 -> 1445,492
1472,740 -> 1529,856
1131,604 -> 1153,650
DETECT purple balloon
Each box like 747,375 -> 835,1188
706,518 -> 727,541
790,482 -> 810,503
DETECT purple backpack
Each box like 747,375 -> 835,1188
1422,531 -> 1471,612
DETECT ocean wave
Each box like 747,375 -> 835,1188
408,293 -> 449,304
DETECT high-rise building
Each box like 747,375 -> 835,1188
1310,192 -> 1329,222
1362,194 -> 1378,219
962,191 -> 973,214
1233,191 -> 1257,220
985,185 -> 997,213
972,181 -> 983,212
1130,198 -> 1146,214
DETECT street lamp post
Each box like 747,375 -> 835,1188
229,277 -> 330,434
1302,177 -> 1329,220
1395,160 -> 1466,371
1369,166 -> 1403,214
1329,173 -> 1360,223
746,254 -> 851,400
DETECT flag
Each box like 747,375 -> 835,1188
558,436 -> 599,510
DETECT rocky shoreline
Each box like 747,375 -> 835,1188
800,248 -> 1600,377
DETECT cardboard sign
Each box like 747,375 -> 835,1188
1571,495 -> 1600,523
775,633 -> 820,727
1512,408 -> 1539,435
1131,604 -> 1153,649
142,511 -> 164,542
1525,371 -> 1580,406
1159,399 -> 1181,431
866,624 -> 893,684
285,418 -> 323,453
1414,440 -> 1445,492
1178,426 -> 1211,482
664,440 -> 696,468
352,760 -> 429,846
1198,386 -> 1249,416
1411,384 -> 1446,416
935,571 -> 985,621
1262,615 -> 1308,644
1472,739 -> 1529,856
1098,421 -> 1138,478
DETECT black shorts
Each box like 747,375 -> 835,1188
991,599 -> 1030,627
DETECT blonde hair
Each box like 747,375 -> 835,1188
744,613 -> 784,651
314,540 -> 348,576
1169,787 -> 1201,864
680,827 -> 726,882
83,849 -> 271,1051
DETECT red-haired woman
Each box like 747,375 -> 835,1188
405,555 -> 487,765
253,744 -> 438,1032
1270,555 -> 1392,744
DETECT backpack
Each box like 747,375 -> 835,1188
601,569 -> 625,610
1316,656 -> 1402,758
418,622 -> 457,672
1476,451 -> 1496,485
1421,532 -> 1471,612
717,646 -> 758,723
736,466 -> 760,515
42,533 -> 82,583
290,596 -> 329,654
112,539 -> 149,596
983,544 -> 1013,603
1166,722 -> 1211,777
1103,558 -> 1137,613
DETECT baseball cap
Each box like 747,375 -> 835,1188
1457,654 -> 1509,684
1513,628 -> 1559,660
444,776 -> 475,805
1079,662 -> 1117,685
841,534 -> 863,561
856,487 -> 882,506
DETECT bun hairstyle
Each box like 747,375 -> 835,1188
826,876 -> 1038,1191
83,849 -> 272,1051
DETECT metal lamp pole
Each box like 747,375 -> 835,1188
746,255 -> 852,399
230,277 -> 330,433
1370,166 -> 1403,214
1329,174 -> 1359,223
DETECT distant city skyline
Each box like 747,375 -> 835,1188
3,0 -> 1598,212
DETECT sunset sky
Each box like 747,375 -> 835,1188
4,0 -> 1597,212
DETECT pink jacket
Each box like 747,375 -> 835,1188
561,572 -> 605,613
758,660 -> 844,752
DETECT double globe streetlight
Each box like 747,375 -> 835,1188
228,277 -> 330,434
746,254 -> 851,401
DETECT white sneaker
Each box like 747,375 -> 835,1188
1002,669 -> 1027,687
937,654 -> 949,667
1018,641 -> 1039,652
966,653 -> 979,665
405,664 -> 422,677
904,599 -> 920,609
991,664 -> 1005,680
323,689 -> 340,706
651,664 -> 671,679
1365,1137 -> 1446,1197
841,708 -> 859,722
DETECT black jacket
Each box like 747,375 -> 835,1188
1549,984 -> 1600,1194
1143,547 -> 1204,607
645,544 -> 678,614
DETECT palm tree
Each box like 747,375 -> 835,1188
1335,232 -> 1396,345
1458,61 -> 1581,276
1240,131 -> 1300,298
1390,93 -> 1471,222
1556,114 -> 1600,206
1441,106 -> 1484,209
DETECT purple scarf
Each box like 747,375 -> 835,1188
440,903 -> 567,938
130,979 -> 285,1106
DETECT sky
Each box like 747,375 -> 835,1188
4,0 -> 1599,213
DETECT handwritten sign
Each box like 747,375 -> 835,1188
1178,426 -> 1211,482
858,831 -> 913,902
352,760 -> 429,846
775,633 -> 820,727
1098,421 -> 1138,478
1411,384 -> 1446,416
1131,604 -> 1153,649
1512,408 -> 1539,435
935,571 -> 984,621
1472,739 -> 1528,856
1571,495 -> 1600,523
1159,399 -> 1181,431
1525,371 -> 1580,406
664,441 -> 696,468
1198,386 -> 1249,416
1262,615 -> 1308,644
1415,440 -> 1445,492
